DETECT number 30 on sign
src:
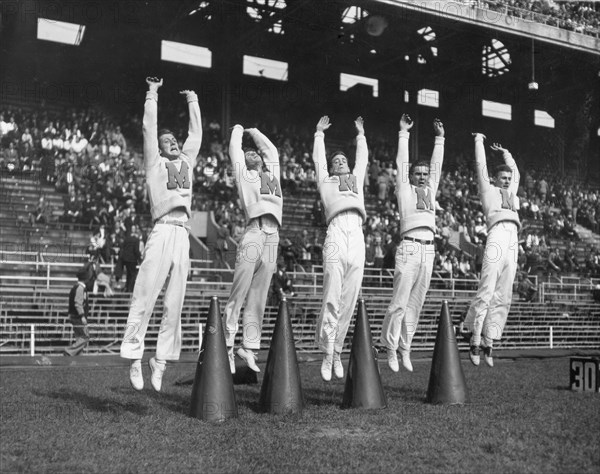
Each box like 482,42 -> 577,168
570,358 -> 600,392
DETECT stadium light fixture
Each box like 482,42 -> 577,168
528,39 -> 538,91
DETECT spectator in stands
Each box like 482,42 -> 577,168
517,271 -> 538,303
457,252 -> 477,279
120,77 -> 202,393
0,114 -> 18,146
563,241 -> 580,274
312,197 -> 325,227
280,237 -> 296,272
537,177 -> 548,202
312,115 -> 369,382
382,233 -> 398,269
547,247 -> 563,276
562,213 -> 579,241
293,229 -> 312,264
381,115 -> 445,373
373,233 -> 384,268
585,248 -> 600,277
61,193 -> 81,225
365,233 -> 376,267
215,217 -> 230,268
88,225 -> 108,263
19,141 -> 33,171
272,258 -> 296,305
63,269 -> 90,356
592,285 -> 600,304
376,170 -> 391,205
309,229 -> 323,265
110,125 -> 127,153
29,196 -> 50,225
117,226 -> 142,292
230,214 -> 245,243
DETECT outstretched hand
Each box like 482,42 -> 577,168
354,116 -> 365,135
146,77 -> 163,92
490,142 -> 508,154
400,114 -> 414,131
316,116 -> 332,132
433,118 -> 444,137
179,89 -> 196,97
472,132 -> 486,141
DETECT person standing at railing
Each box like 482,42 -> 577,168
120,77 -> 202,392
312,115 -> 369,382
462,135 -> 520,368
380,114 -> 445,373
63,269 -> 90,356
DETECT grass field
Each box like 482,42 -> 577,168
1,354 -> 599,474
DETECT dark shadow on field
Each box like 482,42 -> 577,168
303,385 -> 347,406
383,387 -> 426,403
229,384 -> 262,414
34,389 -> 149,416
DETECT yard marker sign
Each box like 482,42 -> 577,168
570,358 -> 600,393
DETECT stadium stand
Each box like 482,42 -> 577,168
1,0 -> 600,357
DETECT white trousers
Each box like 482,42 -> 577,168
315,211 -> 365,354
224,225 -> 279,350
464,222 -> 519,347
380,240 -> 435,353
120,223 -> 190,361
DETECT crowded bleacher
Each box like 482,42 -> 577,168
479,0 -> 600,37
2,100 -> 600,289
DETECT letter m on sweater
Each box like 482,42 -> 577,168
260,173 -> 282,197
500,188 -> 516,210
165,161 -> 190,189
415,187 -> 432,210
338,174 -> 358,193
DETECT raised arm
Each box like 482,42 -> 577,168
491,143 -> 519,194
228,124 -> 245,171
429,118 -> 445,194
473,133 -> 491,192
353,116 -> 368,185
396,113 -> 413,190
245,128 -> 279,171
180,89 -> 202,167
312,116 -> 331,185
142,77 -> 162,166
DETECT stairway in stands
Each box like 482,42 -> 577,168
0,172 -> 90,256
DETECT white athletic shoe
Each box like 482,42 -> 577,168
129,360 -> 143,391
332,352 -> 344,379
387,349 -> 399,373
237,347 -> 260,372
149,357 -> 166,392
400,349 -> 413,372
228,347 -> 236,374
321,353 -> 333,381
483,346 -> 494,367
469,345 -> 481,366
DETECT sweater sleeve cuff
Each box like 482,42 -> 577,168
434,136 -> 445,145
233,124 -> 244,132
186,92 -> 198,103
314,131 -> 325,138
474,136 -> 484,143
356,134 -> 366,142
399,131 -> 410,139
145,91 -> 158,101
